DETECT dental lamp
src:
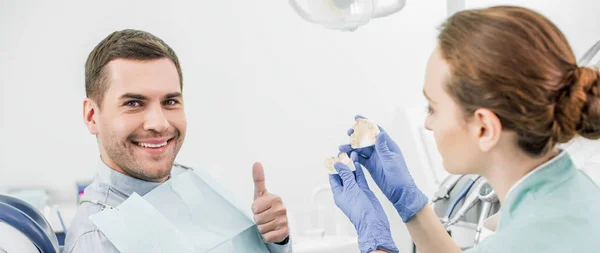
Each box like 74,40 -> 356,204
289,0 -> 466,31
289,0 -> 407,31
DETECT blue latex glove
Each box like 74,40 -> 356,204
339,115 -> 428,222
329,162 -> 398,253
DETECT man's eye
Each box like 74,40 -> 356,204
164,99 -> 179,106
126,101 -> 142,107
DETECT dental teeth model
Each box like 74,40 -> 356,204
324,153 -> 357,174
350,118 -> 380,149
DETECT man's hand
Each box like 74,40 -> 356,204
252,162 -> 290,244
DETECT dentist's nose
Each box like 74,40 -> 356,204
424,117 -> 433,131
144,105 -> 170,133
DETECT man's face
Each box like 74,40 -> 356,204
84,58 -> 187,182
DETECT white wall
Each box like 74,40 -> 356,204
465,0 -> 600,59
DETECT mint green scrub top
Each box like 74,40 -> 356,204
466,151 -> 600,253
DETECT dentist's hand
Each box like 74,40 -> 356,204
339,115 -> 428,222
252,162 -> 290,244
329,162 -> 398,253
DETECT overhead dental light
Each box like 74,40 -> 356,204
289,0 -> 407,31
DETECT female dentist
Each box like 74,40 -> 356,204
329,5 -> 600,253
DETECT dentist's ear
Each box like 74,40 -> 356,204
472,108 -> 502,152
83,98 -> 99,135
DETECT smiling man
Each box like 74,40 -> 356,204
64,29 -> 291,253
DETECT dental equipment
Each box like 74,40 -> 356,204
432,175 -> 464,203
289,0 -> 407,31
474,181 -> 498,246
0,194 -> 60,253
444,176 -> 485,229
440,175 -> 480,226
578,40 -> 600,66
55,206 -> 67,236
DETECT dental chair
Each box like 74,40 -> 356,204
0,194 -> 60,253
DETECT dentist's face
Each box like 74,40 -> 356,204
423,47 -> 482,175
84,58 -> 187,182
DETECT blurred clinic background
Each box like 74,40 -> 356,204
1,0 -> 600,252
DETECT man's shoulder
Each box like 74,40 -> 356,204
63,203 -> 105,252
62,227 -> 119,253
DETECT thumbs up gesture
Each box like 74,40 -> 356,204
252,162 -> 290,244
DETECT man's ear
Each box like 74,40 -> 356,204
471,108 -> 502,152
83,98 -> 99,135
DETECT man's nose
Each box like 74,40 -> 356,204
144,105 -> 170,133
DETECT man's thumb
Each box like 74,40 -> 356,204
253,162 -> 267,199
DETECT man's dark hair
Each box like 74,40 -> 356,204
85,29 -> 183,108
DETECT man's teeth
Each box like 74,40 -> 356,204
137,141 -> 168,148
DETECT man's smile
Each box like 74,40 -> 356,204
130,137 -> 175,155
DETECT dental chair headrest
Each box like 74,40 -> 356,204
0,194 -> 59,253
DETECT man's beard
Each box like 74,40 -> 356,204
101,129 -> 182,182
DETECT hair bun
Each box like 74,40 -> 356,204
576,66 -> 600,139
554,66 -> 600,143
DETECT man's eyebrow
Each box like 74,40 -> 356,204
119,93 -> 182,100
164,92 -> 182,99
120,93 -> 147,100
